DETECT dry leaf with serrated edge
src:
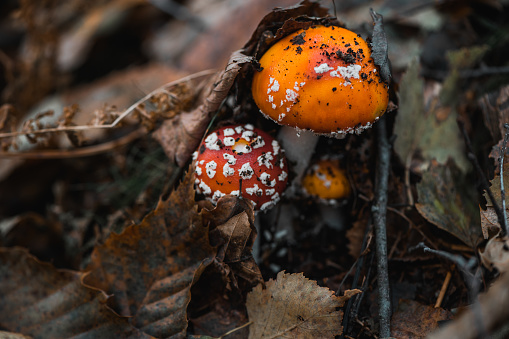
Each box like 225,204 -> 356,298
246,271 -> 360,339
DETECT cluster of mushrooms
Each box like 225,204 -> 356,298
193,25 -> 389,211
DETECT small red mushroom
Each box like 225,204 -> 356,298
193,124 -> 289,211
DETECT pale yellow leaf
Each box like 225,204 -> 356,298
246,271 -> 360,339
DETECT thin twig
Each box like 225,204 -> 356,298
0,127 -> 146,159
372,116 -> 392,338
417,243 -> 486,337
435,270 -> 452,308
0,69 -> 217,139
339,217 -> 373,338
499,123 -> 509,234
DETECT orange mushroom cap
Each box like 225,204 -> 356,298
193,124 -> 288,211
252,25 -> 389,136
302,159 -> 351,200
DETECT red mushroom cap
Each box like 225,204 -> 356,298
193,124 -> 289,211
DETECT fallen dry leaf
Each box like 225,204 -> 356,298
479,236 -> 509,273
480,163 -> 509,238
83,168 -> 216,338
153,51 -> 253,167
246,271 -> 360,339
0,247 -> 151,339
428,271 -> 509,339
391,299 -> 453,339
478,84 -> 509,142
416,159 -> 481,248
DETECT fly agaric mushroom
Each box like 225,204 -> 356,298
193,124 -> 288,211
302,159 -> 351,203
252,25 -> 389,192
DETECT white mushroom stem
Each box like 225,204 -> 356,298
277,126 -> 319,195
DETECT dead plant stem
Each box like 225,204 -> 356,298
372,116 -> 391,338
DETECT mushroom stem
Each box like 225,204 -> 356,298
277,126 -> 318,195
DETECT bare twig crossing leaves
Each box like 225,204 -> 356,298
246,271 -> 360,339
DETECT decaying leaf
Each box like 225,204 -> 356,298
480,207 -> 507,239
394,57 -> 469,173
479,84 -> 509,142
212,211 -> 262,285
416,159 -> 481,248
246,271 -> 360,339
480,236 -> 509,273
153,51 -> 253,167
391,299 -> 453,339
83,168 -> 216,338
428,271 -> 509,339
0,248 -> 151,339
480,163 -> 509,238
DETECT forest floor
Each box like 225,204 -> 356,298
1,0 -> 509,338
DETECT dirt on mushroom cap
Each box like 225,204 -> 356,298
252,25 -> 389,136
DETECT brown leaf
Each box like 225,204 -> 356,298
479,236 -> 509,273
214,211 -> 262,285
428,271 -> 509,339
478,84 -> 509,142
416,159 -> 481,248
0,331 -> 32,339
479,207 -> 506,239
246,271 -> 360,339
0,247 -> 151,339
205,195 -> 262,286
154,51 -> 253,167
391,299 -> 453,339
480,163 -> 509,237
83,168 -> 216,338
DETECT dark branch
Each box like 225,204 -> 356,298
372,116 -> 392,338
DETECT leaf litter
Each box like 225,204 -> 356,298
2,0 -> 509,338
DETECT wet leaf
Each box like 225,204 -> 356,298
391,299 -> 453,339
0,248 -> 151,339
416,159 -> 481,248
246,271 -> 360,339
83,168 -> 216,338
